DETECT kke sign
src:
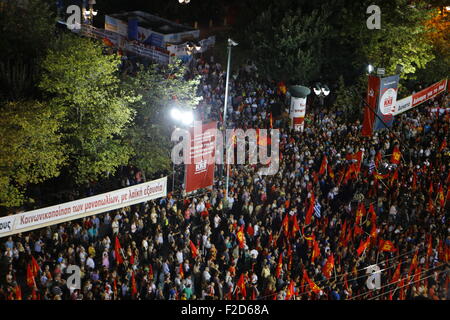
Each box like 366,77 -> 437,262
0,177 -> 167,238
185,122 -> 217,193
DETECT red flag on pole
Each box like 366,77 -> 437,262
190,240 -> 198,258
131,271 -> 137,297
276,253 -> 283,278
237,274 -> 247,299
31,256 -> 40,277
322,254 -> 334,279
115,236 -> 124,265
292,214 -> 300,237
305,193 -> 315,225
319,156 -> 327,175
390,145 -> 401,165
26,264 -> 35,288
357,237 -> 371,256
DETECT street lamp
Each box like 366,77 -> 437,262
171,107 -> 194,125
179,0 -> 191,3
83,0 -> 97,25
223,38 -> 238,207
367,64 -> 374,74
313,82 -> 330,107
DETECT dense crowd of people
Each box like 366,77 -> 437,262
0,53 -> 449,300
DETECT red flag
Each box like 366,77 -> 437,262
368,204 -> 376,225
373,170 -> 390,180
26,264 -> 35,288
131,272 -> 137,297
412,171 -> 417,191
322,254 -> 335,279
354,224 -> 364,237
305,193 -> 315,225
439,139 -> 447,152
31,288 -> 38,300
413,267 -> 421,287
15,285 -> 22,300
179,264 -> 184,279
237,274 -> 247,299
346,150 -> 363,163
311,238 -> 320,263
398,278 -> 405,300
355,203 -> 366,225
246,224 -> 254,237
379,239 -> 397,252
438,185 -> 445,207
375,151 -> 382,168
327,164 -> 335,179
285,280 -> 295,300
391,262 -> 402,284
148,264 -> 154,280
237,225 -> 246,248
357,237 -> 371,256
390,146 -> 401,165
115,236 -> 124,265
319,156 -> 327,175
275,253 -> 283,278
390,169 -> 398,186
282,214 -> 289,238
304,271 -> 321,294
409,249 -> 419,276
426,235 -> 433,258
370,222 -> 377,240
190,240 -> 198,258
292,214 -> 300,237
31,256 -> 40,277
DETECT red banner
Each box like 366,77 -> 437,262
394,79 -> 447,115
361,75 -> 380,137
185,122 -> 217,193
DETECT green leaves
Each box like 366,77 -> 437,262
0,100 -> 66,207
39,34 -> 135,184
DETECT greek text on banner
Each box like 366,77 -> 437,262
0,177 -> 167,238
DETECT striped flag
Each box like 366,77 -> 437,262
368,160 -> 375,174
314,201 -> 321,218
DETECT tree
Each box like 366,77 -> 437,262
0,100 -> 65,207
338,0 -> 435,80
0,0 -> 56,101
247,7 -> 331,84
39,34 -> 137,184
122,60 -> 201,176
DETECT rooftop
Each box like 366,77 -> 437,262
109,11 -> 197,35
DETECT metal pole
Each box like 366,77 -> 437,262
223,41 -> 232,205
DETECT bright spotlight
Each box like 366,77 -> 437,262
368,64 -> 374,73
181,111 -> 194,125
171,108 -> 182,120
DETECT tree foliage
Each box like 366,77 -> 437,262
122,60 -> 201,176
39,34 -> 137,184
0,100 -> 65,207
247,7 -> 330,84
0,0 -> 56,101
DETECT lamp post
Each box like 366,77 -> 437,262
313,83 -> 330,106
223,38 -> 238,208
179,0 -> 191,3
83,0 -> 97,25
